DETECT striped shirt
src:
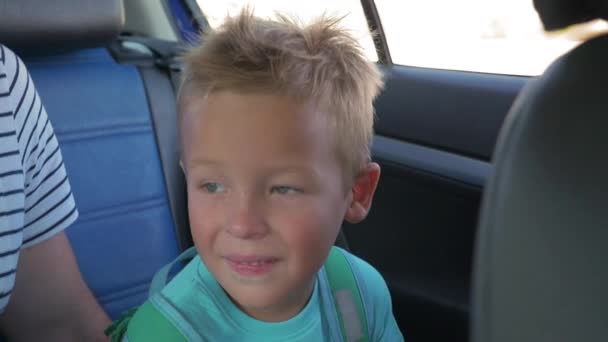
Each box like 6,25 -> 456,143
0,44 -> 78,312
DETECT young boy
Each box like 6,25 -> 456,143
111,9 -> 403,341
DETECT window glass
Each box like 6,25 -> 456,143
195,0 -> 378,61
375,0 -> 608,75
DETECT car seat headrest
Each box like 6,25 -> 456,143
0,0 -> 124,54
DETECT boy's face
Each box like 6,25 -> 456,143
182,91 -> 376,322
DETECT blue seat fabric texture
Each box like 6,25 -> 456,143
23,48 -> 180,319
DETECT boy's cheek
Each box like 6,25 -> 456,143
188,200 -> 223,240
271,205 -> 341,247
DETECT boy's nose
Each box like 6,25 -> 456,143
226,201 -> 269,239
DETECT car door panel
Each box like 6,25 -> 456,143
376,65 -> 526,160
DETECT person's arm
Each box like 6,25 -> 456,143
0,232 -> 110,341
0,45 -> 110,341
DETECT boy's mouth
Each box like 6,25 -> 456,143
223,255 -> 279,277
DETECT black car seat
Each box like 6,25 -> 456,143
471,0 -> 608,341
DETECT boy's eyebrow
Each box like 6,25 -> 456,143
187,158 -> 224,168
266,166 -> 323,181
187,159 -> 321,178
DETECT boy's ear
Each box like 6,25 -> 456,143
344,162 -> 381,224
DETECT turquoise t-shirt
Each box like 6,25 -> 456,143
155,247 -> 404,341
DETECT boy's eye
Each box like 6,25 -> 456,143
271,185 -> 299,195
200,182 -> 225,194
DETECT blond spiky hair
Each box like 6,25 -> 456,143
178,8 -> 384,179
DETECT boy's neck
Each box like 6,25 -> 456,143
225,278 -> 317,322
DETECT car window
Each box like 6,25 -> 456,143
374,0 -> 608,76
194,0 -> 378,61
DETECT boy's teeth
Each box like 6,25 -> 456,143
242,261 -> 261,265
235,260 -> 274,266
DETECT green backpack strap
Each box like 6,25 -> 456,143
324,247 -> 369,342
124,301 -> 188,341
149,246 -> 198,297
106,247 -> 198,341
106,300 -> 189,342
105,308 -> 138,342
